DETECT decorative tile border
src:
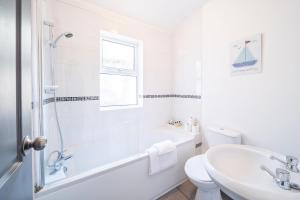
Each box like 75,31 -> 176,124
43,94 -> 201,105
143,94 -> 201,99
43,97 -> 55,105
56,96 -> 99,102
43,96 -> 99,105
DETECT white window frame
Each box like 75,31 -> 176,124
99,31 -> 143,111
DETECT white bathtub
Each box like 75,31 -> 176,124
36,126 -> 196,200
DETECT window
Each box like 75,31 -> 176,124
100,31 -> 143,110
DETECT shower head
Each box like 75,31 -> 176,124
51,32 -> 73,48
64,32 -> 73,38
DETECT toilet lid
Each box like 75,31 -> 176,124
185,154 -> 212,182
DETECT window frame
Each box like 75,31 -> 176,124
99,31 -> 143,111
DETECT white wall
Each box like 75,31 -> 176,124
172,11 -> 202,124
201,0 -> 300,157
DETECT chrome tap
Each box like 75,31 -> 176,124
48,151 -> 73,175
61,153 -> 73,161
270,155 -> 299,173
261,165 -> 300,190
261,166 -> 291,190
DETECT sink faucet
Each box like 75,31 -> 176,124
261,165 -> 300,190
270,155 -> 300,173
261,166 -> 291,190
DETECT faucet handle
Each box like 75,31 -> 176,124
270,155 -> 300,173
261,166 -> 291,190
286,156 -> 299,173
276,168 -> 291,190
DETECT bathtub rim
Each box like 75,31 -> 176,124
35,133 -> 196,198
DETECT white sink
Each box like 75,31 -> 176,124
205,144 -> 300,200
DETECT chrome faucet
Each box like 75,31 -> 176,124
270,155 -> 299,173
261,165 -> 300,190
261,166 -> 291,190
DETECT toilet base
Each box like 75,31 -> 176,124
194,187 -> 222,200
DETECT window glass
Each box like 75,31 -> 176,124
100,74 -> 137,107
102,40 -> 135,70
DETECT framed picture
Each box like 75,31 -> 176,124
231,34 -> 262,75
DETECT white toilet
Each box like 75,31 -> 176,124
185,127 -> 242,200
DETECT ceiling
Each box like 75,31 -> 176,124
86,0 -> 208,31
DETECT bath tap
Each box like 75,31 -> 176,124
49,153 -> 73,175
270,155 -> 299,173
62,153 -> 73,161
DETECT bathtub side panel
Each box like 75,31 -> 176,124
36,141 -> 195,200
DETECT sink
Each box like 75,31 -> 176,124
204,144 -> 300,200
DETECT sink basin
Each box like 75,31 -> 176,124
205,144 -> 300,200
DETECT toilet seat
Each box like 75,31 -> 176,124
185,154 -> 221,200
185,154 -> 212,182
185,154 -> 219,191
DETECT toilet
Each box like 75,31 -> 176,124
185,127 -> 242,200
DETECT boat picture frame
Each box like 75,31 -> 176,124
230,33 -> 262,75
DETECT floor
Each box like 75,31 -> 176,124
158,181 -> 233,200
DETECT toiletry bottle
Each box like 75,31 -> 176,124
187,117 -> 193,132
192,118 -> 199,133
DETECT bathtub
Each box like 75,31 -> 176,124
36,126 -> 196,200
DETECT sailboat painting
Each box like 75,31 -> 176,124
231,34 -> 262,75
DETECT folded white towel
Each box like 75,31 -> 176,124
146,140 -> 177,176
146,147 -> 160,175
153,140 -> 176,155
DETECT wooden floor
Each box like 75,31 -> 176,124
158,181 -> 233,200
158,181 -> 197,200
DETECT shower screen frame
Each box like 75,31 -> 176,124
32,0 -> 47,192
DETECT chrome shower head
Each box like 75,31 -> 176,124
51,32 -> 73,48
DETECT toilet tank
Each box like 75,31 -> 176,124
205,127 -> 241,147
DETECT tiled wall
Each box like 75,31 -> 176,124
42,0 -> 171,164
42,0 -> 202,171
172,10 -> 203,124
